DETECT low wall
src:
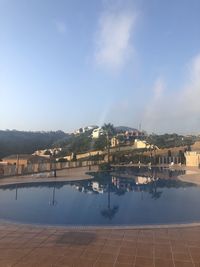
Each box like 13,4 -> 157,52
0,160 -> 104,178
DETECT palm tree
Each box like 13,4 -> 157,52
102,123 -> 116,163
102,123 -> 116,137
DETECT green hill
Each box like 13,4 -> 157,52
0,130 -> 68,159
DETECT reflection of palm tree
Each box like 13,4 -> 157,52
145,168 -> 162,199
149,172 -> 162,199
15,184 -> 18,200
150,184 -> 162,199
49,186 -> 57,206
101,181 -> 119,220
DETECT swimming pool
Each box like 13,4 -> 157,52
0,167 -> 199,226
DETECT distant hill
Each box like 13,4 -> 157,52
115,126 -> 138,132
0,130 -> 68,158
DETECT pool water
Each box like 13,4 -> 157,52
0,167 -> 199,226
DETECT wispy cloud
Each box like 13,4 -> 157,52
94,2 -> 137,71
54,20 -> 67,34
142,54 -> 200,134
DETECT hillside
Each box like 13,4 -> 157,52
0,130 -> 68,159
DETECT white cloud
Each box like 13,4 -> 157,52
141,54 -> 200,134
94,3 -> 137,71
54,20 -> 67,34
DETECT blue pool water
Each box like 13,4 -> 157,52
0,167 -> 199,226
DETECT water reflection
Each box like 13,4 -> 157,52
15,184 -> 18,200
70,167 -> 188,199
101,181 -> 119,220
0,167 -> 198,226
1,167 -> 190,200
49,185 -> 57,206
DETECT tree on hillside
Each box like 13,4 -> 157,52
0,130 -> 67,158
102,123 -> 116,138
93,135 -> 107,151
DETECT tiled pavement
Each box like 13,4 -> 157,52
1,224 -> 200,266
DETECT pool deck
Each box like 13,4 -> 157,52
1,165 -> 200,267
178,166 -> 200,186
0,166 -> 97,186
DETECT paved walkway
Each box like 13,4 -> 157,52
178,167 -> 200,186
1,165 -> 200,266
1,223 -> 200,266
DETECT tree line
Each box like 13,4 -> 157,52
0,130 -> 67,159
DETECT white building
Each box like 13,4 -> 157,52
185,151 -> 200,167
92,127 -> 104,139
74,125 -> 98,135
135,176 -> 152,185
92,182 -> 104,193
134,139 -> 157,150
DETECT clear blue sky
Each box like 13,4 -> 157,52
0,0 -> 200,133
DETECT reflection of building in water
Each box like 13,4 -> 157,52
92,181 -> 104,193
112,176 -> 132,192
75,185 -> 85,192
135,176 -> 151,185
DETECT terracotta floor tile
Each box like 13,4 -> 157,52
155,248 -> 172,260
155,258 -> 174,267
189,247 -> 200,254
155,244 -> 171,250
119,247 -> 137,255
134,256 -> 154,267
172,245 -> 188,253
137,237 -> 154,244
116,254 -> 135,264
174,260 -> 194,267
109,235 -> 124,240
85,244 -> 104,252
173,252 -> 191,261
101,245 -> 119,254
81,250 -> 100,260
115,264 -> 132,267
97,252 -> 117,263
106,240 -> 122,247
188,241 -> 200,247
74,258 -> 96,267
54,255 -> 75,266
190,252 -> 200,262
136,247 -> 154,258
155,238 -> 170,244
124,236 -> 138,241
2,223 -> 200,266
170,240 -> 187,246
121,240 -> 137,248
94,261 -> 114,267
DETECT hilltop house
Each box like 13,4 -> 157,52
74,125 -> 98,135
134,139 -> 157,150
92,127 -> 105,139
33,148 -> 62,157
